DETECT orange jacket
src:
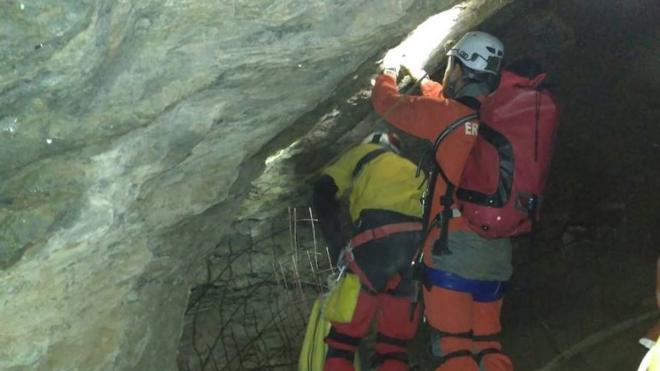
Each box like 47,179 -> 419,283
371,74 -> 480,252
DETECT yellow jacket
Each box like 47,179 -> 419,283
323,143 -> 424,222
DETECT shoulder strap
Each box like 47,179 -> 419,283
352,148 -> 391,178
432,112 -> 480,186
430,113 -> 479,157
455,96 -> 482,111
424,113 -> 478,256
419,113 -> 478,231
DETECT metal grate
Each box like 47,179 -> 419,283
178,207 -> 335,371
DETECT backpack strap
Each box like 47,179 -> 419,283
455,124 -> 513,208
456,96 -> 482,110
352,147 -> 391,178
409,113 -> 478,316
419,114 -> 478,232
427,113 -> 478,256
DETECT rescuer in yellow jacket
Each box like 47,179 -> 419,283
312,131 -> 424,371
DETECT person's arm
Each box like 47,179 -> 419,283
401,65 -> 441,97
312,145 -> 377,263
420,79 -> 443,97
371,73 -> 452,140
312,175 -> 345,263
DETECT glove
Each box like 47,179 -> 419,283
401,63 -> 428,82
380,49 -> 403,76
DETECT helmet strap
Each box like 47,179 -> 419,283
456,67 -> 499,97
456,80 -> 490,98
444,68 -> 485,99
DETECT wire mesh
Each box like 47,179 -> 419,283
178,207 -> 334,371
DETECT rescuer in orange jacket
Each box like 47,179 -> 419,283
371,31 -> 514,371
312,132 -> 424,371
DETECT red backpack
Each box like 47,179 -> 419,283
456,70 -> 559,238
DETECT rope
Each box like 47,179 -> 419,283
533,310 -> 658,371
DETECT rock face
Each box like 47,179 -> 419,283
0,1 -> 501,370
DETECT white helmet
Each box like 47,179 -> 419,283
447,31 -> 504,75
362,131 -> 401,153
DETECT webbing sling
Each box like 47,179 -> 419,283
343,221 -> 422,294
349,222 -> 422,248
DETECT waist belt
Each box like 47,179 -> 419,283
350,222 -> 423,248
422,265 -> 506,302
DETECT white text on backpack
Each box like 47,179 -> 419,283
464,121 -> 479,136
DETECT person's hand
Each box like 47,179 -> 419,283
380,49 -> 403,76
401,63 -> 428,82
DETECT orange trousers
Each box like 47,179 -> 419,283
324,290 -> 420,371
423,286 -> 513,371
